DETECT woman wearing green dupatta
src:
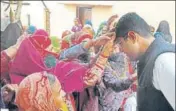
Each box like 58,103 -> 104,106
94,21 -> 107,39
50,36 -> 61,53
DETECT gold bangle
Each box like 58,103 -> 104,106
89,65 -> 104,77
96,55 -> 108,66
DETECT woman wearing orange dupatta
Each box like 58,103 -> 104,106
15,72 -> 71,111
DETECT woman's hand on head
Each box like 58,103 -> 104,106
93,35 -> 111,47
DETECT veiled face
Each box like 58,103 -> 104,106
15,72 -> 68,111
62,30 -> 72,38
82,25 -> 93,37
102,26 -> 108,34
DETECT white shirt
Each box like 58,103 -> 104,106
153,52 -> 175,110
0,109 -> 9,111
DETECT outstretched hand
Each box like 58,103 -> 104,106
107,14 -> 118,28
4,33 -> 28,59
1,84 -> 18,104
93,35 -> 111,47
83,73 -> 99,87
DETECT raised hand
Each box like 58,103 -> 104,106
83,39 -> 115,87
93,35 -> 111,47
1,84 -> 18,104
107,14 -> 118,29
100,38 -> 114,57
83,73 -> 99,87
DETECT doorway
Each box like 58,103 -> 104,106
76,6 -> 92,26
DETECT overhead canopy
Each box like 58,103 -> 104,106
57,1 -> 115,6
1,1 -> 30,5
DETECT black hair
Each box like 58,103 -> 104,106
156,20 -> 171,35
115,12 -> 151,43
77,52 -> 90,63
156,20 -> 172,43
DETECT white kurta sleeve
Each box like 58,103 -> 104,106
153,52 -> 175,110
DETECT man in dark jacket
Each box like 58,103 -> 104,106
114,12 -> 175,111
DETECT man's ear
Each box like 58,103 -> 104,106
128,31 -> 138,44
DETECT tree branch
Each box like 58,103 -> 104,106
4,4 -> 10,11
41,0 -> 48,9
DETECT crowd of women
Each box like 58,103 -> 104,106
0,13 -> 173,111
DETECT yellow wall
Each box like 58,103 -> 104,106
8,1 -> 174,42
49,4 -> 77,37
50,4 -> 112,38
92,6 -> 112,31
